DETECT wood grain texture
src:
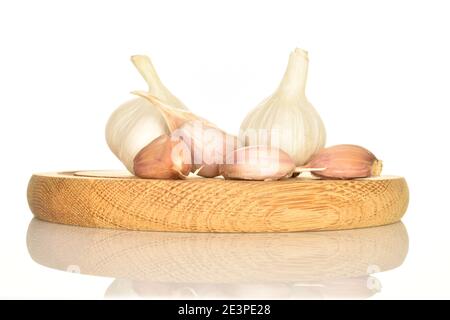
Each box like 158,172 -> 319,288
27,171 -> 409,232
27,218 -> 408,283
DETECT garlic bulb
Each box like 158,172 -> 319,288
239,48 -> 326,166
106,55 -> 188,173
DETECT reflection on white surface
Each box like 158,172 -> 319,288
105,277 -> 382,300
27,219 -> 408,299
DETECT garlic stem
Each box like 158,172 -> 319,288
277,48 -> 309,97
131,55 -> 164,91
131,55 -> 187,109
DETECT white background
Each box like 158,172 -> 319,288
0,0 -> 449,299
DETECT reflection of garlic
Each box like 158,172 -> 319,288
239,48 -> 326,166
105,55 -> 187,173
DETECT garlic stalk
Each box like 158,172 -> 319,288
239,48 -> 326,166
105,55 -> 187,174
131,55 -> 187,109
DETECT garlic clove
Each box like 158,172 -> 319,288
305,144 -> 383,179
174,121 -> 241,178
133,91 -> 241,178
176,121 -> 222,177
133,134 -> 192,179
220,146 -> 295,181
131,55 -> 187,110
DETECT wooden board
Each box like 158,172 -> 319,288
27,171 -> 409,232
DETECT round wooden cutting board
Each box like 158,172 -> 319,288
27,171 -> 409,232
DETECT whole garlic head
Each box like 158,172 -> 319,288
239,48 -> 326,166
105,55 -> 188,174
106,97 -> 170,173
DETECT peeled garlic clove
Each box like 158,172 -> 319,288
239,48 -> 326,166
133,134 -> 192,179
106,55 -> 188,174
306,144 -> 383,179
220,146 -> 295,181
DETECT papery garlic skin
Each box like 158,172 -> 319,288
105,55 -> 188,174
239,48 -> 326,166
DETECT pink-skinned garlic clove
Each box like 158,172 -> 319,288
173,121 -> 241,178
133,134 -> 192,179
220,145 -> 296,181
305,144 -> 383,179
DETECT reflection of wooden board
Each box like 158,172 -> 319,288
27,171 -> 409,232
27,219 -> 408,283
